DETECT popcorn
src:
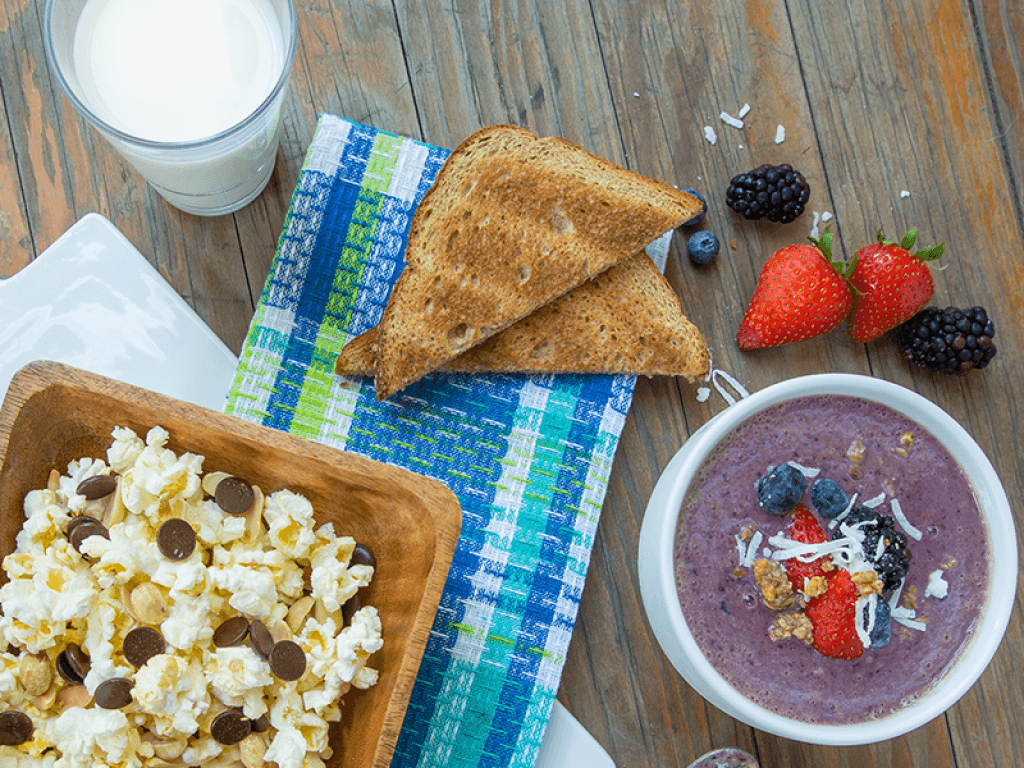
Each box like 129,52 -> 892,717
0,426 -> 382,766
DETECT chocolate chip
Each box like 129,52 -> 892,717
56,642 -> 90,684
213,616 -> 250,648
55,650 -> 83,684
0,710 -> 33,746
214,476 -> 254,515
66,515 -> 101,536
342,593 -> 362,626
250,714 -> 270,733
249,619 -> 274,660
268,640 -> 306,681
156,518 -> 196,561
69,518 -> 109,553
123,627 -> 165,668
211,708 -> 251,745
76,474 -> 117,500
94,677 -> 134,709
350,543 -> 376,569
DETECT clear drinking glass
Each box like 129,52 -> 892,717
44,0 -> 298,217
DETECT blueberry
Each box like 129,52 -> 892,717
756,464 -> 808,516
680,188 -> 707,226
867,599 -> 892,649
810,478 -> 848,519
687,231 -> 720,267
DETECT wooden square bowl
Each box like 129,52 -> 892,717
0,361 -> 462,768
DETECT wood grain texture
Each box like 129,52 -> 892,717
1,1 -> 1021,766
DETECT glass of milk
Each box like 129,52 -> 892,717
44,0 -> 297,216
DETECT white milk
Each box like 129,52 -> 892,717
73,0 -> 285,143
65,0 -> 294,215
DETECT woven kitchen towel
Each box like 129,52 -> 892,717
225,115 -> 670,768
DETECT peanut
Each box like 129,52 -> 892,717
19,652 -> 53,696
239,732 -> 267,768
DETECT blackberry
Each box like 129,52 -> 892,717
687,230 -> 719,267
725,163 -> 810,223
756,464 -> 808,516
810,478 -> 848,519
897,306 -> 997,373
833,507 -> 912,592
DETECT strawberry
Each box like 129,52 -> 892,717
847,229 -> 944,343
805,569 -> 864,660
736,232 -> 854,349
784,505 -> 830,593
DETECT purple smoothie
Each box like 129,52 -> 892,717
673,395 -> 989,725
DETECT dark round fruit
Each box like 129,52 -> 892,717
680,188 -> 707,227
810,478 -> 848,519
896,305 -> 997,373
867,598 -> 892,649
687,231 -> 720,267
832,507 -> 911,592
725,163 -> 810,223
756,464 -> 808,516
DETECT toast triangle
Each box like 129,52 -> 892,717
336,252 -> 709,381
371,124 -> 702,400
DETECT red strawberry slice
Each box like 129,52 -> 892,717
847,229 -> 944,343
805,569 -> 864,660
736,232 -> 854,349
783,504 -> 830,593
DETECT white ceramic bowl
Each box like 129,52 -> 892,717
638,373 -> 1017,745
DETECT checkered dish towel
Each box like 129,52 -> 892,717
225,115 -> 671,768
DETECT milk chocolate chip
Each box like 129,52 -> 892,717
213,616 -> 250,648
249,619 -> 274,660
0,710 -> 33,746
351,543 -> 376,569
215,476 -> 255,515
211,708 -> 252,745
268,640 -> 306,681
156,518 -> 196,561
76,474 -> 117,500
123,626 -> 165,668
94,677 -> 134,709
56,643 -> 90,684
69,518 -> 109,553
250,714 -> 270,733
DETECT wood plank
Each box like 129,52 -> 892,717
974,0 -> 1024,238
785,2 -> 1023,763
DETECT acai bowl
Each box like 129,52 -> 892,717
638,373 -> 1016,745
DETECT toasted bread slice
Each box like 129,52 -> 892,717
337,252 -> 709,381
371,124 -> 702,400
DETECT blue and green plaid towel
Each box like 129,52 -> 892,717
225,115 -> 670,768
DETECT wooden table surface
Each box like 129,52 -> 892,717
2,1 -> 1022,766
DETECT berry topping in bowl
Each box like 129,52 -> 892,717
756,463 -> 809,515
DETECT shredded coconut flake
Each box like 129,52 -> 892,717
855,593 -> 878,648
711,369 -> 750,406
774,124 -> 785,144
891,498 -> 923,540
809,211 -> 821,239
900,189 -> 911,198
696,387 -> 711,403
925,569 -> 949,599
786,461 -> 820,478
738,103 -> 751,118
821,211 -> 833,222
719,111 -> 744,129
703,125 -> 718,145
863,492 -> 886,508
